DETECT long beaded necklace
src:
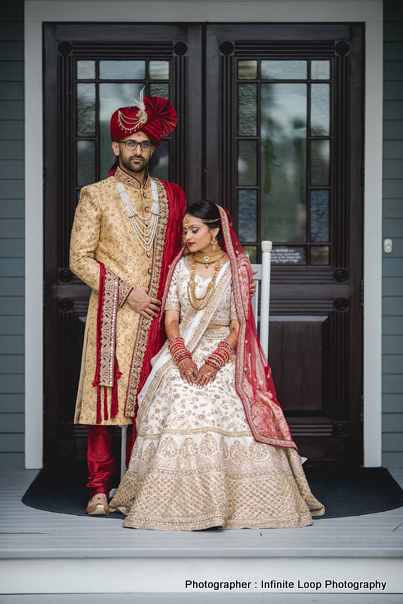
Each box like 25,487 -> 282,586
116,180 -> 159,256
187,250 -> 225,310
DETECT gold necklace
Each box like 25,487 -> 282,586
187,260 -> 221,310
194,249 -> 225,269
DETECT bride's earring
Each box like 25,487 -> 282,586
211,236 -> 217,251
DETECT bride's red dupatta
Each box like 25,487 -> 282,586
219,206 -> 296,449
158,205 -> 297,450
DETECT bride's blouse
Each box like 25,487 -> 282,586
164,257 -> 237,327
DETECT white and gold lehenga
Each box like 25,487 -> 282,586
109,254 -> 325,530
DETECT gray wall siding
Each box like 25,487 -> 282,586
383,2 -> 403,467
0,1 -> 24,468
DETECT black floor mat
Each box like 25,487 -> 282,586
22,463 -> 403,520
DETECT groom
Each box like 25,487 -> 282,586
70,95 -> 187,514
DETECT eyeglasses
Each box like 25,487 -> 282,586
117,140 -> 153,151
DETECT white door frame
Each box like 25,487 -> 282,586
24,0 -> 383,468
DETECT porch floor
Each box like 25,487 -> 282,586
0,469 -> 402,598
1,468 -> 402,559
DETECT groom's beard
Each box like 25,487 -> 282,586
120,152 -> 150,174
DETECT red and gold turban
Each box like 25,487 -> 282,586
110,94 -> 177,147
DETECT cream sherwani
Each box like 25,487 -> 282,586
70,167 -> 162,425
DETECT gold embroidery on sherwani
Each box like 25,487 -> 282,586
70,167 -> 155,425
125,178 -> 169,416
100,269 -> 119,388
109,258 -> 324,529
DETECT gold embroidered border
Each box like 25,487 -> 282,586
125,178 -> 168,415
118,280 -> 133,308
99,268 -> 119,388
136,427 -> 253,439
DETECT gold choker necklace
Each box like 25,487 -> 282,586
194,249 -> 225,269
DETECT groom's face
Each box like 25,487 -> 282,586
112,131 -> 155,174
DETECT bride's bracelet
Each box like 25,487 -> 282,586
168,336 -> 192,366
206,340 -> 233,370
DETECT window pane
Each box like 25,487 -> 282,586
311,60 -> 330,80
311,139 -> 330,186
261,83 -> 307,243
77,140 -> 96,187
238,190 -> 257,242
261,60 -> 307,80
149,139 -> 169,181
271,246 -> 307,265
237,140 -> 257,186
77,60 -> 95,80
238,60 -> 257,80
77,84 -> 96,137
99,61 -> 145,80
99,83 -> 144,179
238,84 -> 257,137
243,245 -> 257,264
149,60 -> 170,80
149,83 -> 169,99
310,245 -> 330,265
310,190 -> 329,242
311,84 -> 330,136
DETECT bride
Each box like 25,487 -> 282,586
109,200 -> 324,529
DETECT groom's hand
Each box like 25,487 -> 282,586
127,287 -> 161,319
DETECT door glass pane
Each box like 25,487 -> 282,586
237,140 -> 257,186
261,83 -> 307,242
310,190 -> 329,242
99,61 -> 145,80
77,84 -> 96,137
243,245 -> 257,263
311,139 -> 330,186
238,60 -> 257,80
99,83 -> 143,179
238,190 -> 257,242
149,139 -> 169,181
77,140 -> 96,187
311,60 -> 330,80
310,245 -> 330,265
149,83 -> 169,99
310,84 -> 330,136
149,60 -> 170,80
238,84 -> 257,137
77,60 -> 95,80
261,60 -> 307,80
271,246 -> 307,265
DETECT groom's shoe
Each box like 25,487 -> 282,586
86,494 -> 110,516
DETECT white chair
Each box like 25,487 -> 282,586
251,240 -> 272,358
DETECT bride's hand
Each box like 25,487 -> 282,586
178,357 -> 198,385
196,363 -> 218,388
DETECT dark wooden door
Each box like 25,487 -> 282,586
44,23 -> 364,466
205,24 -> 364,463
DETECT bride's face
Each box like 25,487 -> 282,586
183,215 -> 219,253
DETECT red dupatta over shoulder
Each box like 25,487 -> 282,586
218,206 -> 296,449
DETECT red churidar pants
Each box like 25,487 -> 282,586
86,425 -> 135,497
